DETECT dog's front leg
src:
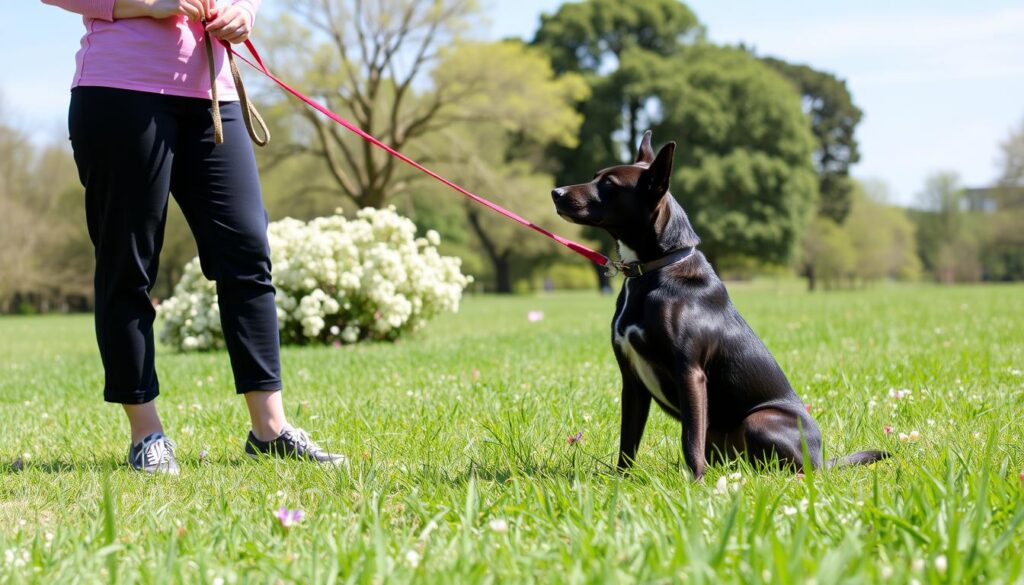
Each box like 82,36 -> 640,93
679,367 -> 709,480
615,354 -> 651,471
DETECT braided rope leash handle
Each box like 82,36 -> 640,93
204,28 -> 270,146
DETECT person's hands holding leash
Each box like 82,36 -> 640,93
205,4 -> 254,44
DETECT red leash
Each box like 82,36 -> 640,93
225,40 -> 610,268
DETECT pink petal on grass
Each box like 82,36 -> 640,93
527,311 -> 544,322
883,426 -> 893,434
567,431 -> 584,445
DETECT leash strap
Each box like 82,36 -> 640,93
204,30 -> 270,146
220,39 -> 610,267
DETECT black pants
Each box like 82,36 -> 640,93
69,86 -> 282,404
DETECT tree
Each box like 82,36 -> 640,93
843,181 -> 921,284
913,172 -> 981,283
415,41 -> 589,292
0,104 -> 92,313
532,0 -> 702,290
532,0 -> 701,149
265,0 -> 481,209
801,217 -> 854,291
761,57 -> 863,223
647,45 -> 819,267
982,117 -> 1024,280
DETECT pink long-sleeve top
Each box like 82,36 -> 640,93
42,0 -> 261,101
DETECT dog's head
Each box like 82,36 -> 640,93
551,130 -> 675,233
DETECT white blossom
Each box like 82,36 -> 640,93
158,207 -> 471,351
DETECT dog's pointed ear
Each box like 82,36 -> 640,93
635,130 -> 655,164
644,141 -> 675,197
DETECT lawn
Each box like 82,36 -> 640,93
1,283 -> 1023,584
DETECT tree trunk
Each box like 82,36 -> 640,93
465,207 -> 514,294
805,264 -> 816,292
593,263 -> 612,295
494,256 -> 512,294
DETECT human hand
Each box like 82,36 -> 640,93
142,0 -> 215,21
205,4 -> 254,44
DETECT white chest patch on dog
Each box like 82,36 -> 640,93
617,241 -> 639,263
614,279 -> 679,414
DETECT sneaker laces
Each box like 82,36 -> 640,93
143,436 -> 177,468
286,427 -> 321,453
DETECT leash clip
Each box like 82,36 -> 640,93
604,261 -> 624,278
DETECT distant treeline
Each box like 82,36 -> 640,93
2,0 -> 1023,313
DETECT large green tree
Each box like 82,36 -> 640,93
533,0 -> 701,152
645,45 -> 819,267
761,57 -> 863,223
532,0 -> 702,289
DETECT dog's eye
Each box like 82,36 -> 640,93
600,176 -> 615,187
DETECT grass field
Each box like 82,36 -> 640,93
1,283 -> 1023,584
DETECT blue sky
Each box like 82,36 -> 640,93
9,0 -> 1024,205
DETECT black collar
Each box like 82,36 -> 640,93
611,247 -> 696,278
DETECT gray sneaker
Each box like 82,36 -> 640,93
128,432 -> 180,475
245,426 -> 346,465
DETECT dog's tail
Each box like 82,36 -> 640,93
825,450 -> 890,469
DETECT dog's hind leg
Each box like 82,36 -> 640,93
739,408 -> 823,472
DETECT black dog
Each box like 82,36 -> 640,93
552,131 -> 886,479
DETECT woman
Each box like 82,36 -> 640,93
43,0 -> 343,472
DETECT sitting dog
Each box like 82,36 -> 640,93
551,131 -> 886,479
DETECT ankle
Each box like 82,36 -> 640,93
251,420 -> 287,442
130,426 -> 164,445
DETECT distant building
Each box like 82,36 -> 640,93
962,186 -> 1024,212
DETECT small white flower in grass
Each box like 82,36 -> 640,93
212,578 -> 225,585
911,558 -> 925,572
715,476 -> 729,494
488,518 -> 509,533
405,549 -> 421,568
899,431 -> 920,443
782,506 -> 798,516
880,565 -> 893,579
934,555 -> 947,573
527,310 -> 544,322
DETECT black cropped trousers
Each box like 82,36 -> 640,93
69,86 -> 281,404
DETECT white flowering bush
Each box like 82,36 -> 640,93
158,207 -> 472,351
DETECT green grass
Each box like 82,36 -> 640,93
2,283 -> 1023,584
